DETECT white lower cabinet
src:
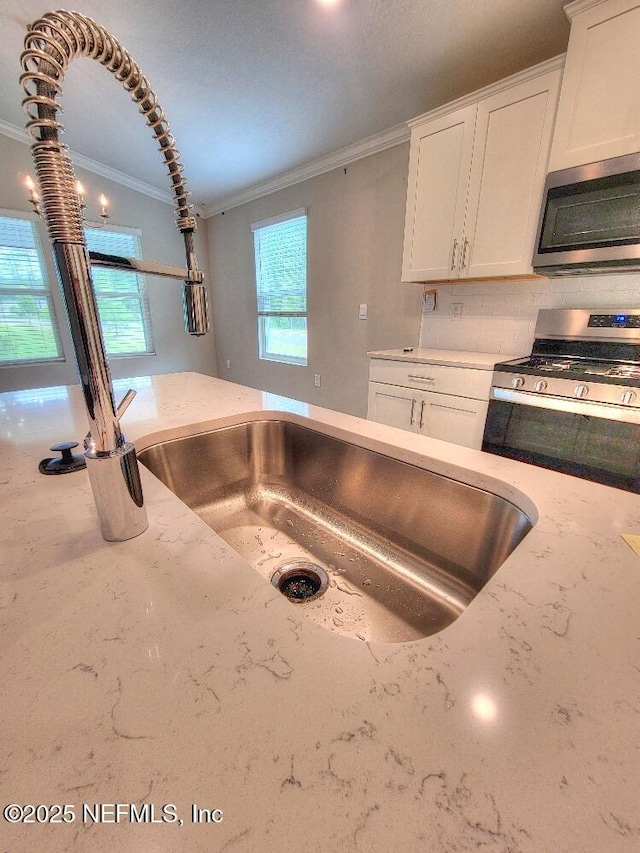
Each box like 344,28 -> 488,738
421,391 -> 488,448
367,358 -> 492,449
367,382 -> 416,431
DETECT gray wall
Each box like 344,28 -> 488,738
0,133 -> 217,393
208,143 -> 423,418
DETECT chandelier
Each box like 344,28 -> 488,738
25,175 -> 109,229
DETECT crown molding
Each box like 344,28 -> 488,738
0,118 -> 206,216
2,115 -> 408,221
0,119 -> 30,146
563,0 -> 611,19
71,152 -> 175,207
408,54 -> 565,129
2,52 -> 565,223
205,55 -> 565,217
204,122 -> 410,217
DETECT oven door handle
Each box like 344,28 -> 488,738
491,386 -> 640,425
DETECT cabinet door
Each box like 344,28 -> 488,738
464,69 -> 562,279
418,392 -> 488,450
549,0 -> 640,171
367,382 -> 417,432
401,105 -> 476,282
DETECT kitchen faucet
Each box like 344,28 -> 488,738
20,10 -> 209,541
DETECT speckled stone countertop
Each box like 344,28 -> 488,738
2,372 -> 639,852
367,348 -> 513,370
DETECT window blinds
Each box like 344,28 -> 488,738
84,228 -> 154,356
0,216 -> 62,365
253,214 -> 307,316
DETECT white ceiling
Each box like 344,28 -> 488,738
0,0 -> 571,214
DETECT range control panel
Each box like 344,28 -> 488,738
588,313 -> 640,328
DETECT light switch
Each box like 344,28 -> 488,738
358,303 -> 368,320
314,373 -> 321,387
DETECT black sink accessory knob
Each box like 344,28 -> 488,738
38,441 -> 87,475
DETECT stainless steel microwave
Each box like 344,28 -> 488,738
532,152 -> 640,276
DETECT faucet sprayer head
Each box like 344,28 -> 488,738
183,282 -> 209,335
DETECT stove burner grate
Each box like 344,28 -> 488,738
602,365 -> 640,379
524,357 -> 640,380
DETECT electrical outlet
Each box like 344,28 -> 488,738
314,373 -> 321,387
423,289 -> 437,312
225,358 -> 231,369
452,302 -> 463,321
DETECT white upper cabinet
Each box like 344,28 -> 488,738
465,75 -> 562,279
401,60 -> 562,283
549,0 -> 640,172
402,105 -> 476,281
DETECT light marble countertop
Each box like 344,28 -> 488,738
1,372 -> 639,853
367,348 -> 515,370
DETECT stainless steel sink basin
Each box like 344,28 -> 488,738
138,418 -> 533,643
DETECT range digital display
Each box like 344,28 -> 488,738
588,314 -> 640,328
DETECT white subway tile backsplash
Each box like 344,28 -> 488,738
419,274 -> 640,354
473,304 -> 495,316
550,278 -> 582,294
480,294 -> 505,309
565,277 -> 607,292
532,291 -> 557,307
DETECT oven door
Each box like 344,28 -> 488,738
482,387 -> 640,492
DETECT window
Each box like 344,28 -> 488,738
0,213 -> 63,365
252,209 -> 307,366
84,227 -> 154,357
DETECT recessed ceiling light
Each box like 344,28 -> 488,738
317,0 -> 341,7
471,692 -> 498,722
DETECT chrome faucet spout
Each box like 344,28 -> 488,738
20,10 -> 209,541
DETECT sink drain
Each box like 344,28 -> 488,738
271,561 -> 329,603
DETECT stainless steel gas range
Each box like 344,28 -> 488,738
482,308 -> 640,492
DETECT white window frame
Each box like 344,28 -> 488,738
0,209 -> 64,367
252,208 -> 308,367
